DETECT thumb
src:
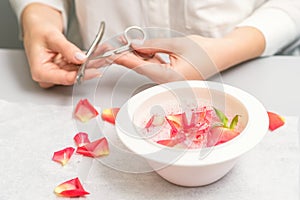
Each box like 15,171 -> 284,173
47,33 -> 87,64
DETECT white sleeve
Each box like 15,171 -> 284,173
9,0 -> 71,37
237,0 -> 300,56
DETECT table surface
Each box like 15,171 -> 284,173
1,49 -> 300,115
0,49 -> 299,199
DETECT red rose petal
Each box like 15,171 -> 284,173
74,99 -> 99,123
52,147 -> 75,166
170,127 -> 178,138
54,177 -> 89,197
74,132 -> 90,147
145,115 -> 154,129
76,137 -> 109,158
101,108 -> 120,125
166,113 -> 190,130
166,114 -> 183,129
165,117 -> 180,136
157,131 -> 187,147
190,107 -> 207,126
157,139 -> 179,147
207,127 -> 240,147
267,111 -> 285,131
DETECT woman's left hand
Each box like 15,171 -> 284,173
111,36 -> 219,83
111,27 -> 265,83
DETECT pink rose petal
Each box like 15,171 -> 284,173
54,177 -> 89,197
76,137 -> 109,158
52,147 -> 75,166
74,99 -> 99,123
74,132 -> 90,147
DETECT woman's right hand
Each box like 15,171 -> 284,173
21,3 -> 100,88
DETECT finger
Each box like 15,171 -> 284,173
112,51 -> 165,69
112,52 -> 149,69
59,64 -> 80,71
53,56 -> 80,71
86,59 -> 108,68
38,82 -> 55,89
90,43 -> 112,58
134,37 -> 218,79
134,52 -> 167,64
131,37 -> 183,55
134,62 -> 185,83
32,62 -> 77,85
35,67 -> 100,88
84,68 -> 102,80
112,52 -> 184,83
46,33 -> 87,64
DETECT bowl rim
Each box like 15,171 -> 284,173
115,80 -> 269,167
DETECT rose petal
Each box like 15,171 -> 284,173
190,107 -> 208,126
74,99 -> 99,123
54,177 -> 89,197
76,137 -> 109,158
170,127 -> 178,138
145,115 -> 154,129
157,132 -> 186,147
101,108 -> 120,124
52,147 -> 75,166
166,114 -> 183,129
157,139 -> 179,147
74,132 -> 90,147
207,127 -> 240,147
267,111 -> 285,131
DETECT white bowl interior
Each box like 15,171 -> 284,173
133,87 -> 249,138
116,81 -> 268,167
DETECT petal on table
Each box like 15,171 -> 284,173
74,99 -> 99,123
54,177 -> 89,197
52,147 -> 75,166
74,132 -> 90,147
267,111 -> 285,131
76,137 -> 109,158
101,108 -> 120,124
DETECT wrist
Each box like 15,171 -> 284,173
188,27 -> 265,72
21,3 -> 63,39
222,27 -> 266,68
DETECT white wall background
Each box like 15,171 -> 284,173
0,0 -> 23,48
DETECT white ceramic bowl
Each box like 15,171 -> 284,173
115,81 -> 269,187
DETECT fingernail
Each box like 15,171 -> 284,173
75,52 -> 87,61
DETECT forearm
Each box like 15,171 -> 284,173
220,26 -> 265,70
189,26 -> 265,73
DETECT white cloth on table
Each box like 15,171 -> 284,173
0,99 -> 298,199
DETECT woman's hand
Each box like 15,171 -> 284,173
112,26 -> 265,83
21,3 -> 100,88
112,36 -> 217,83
